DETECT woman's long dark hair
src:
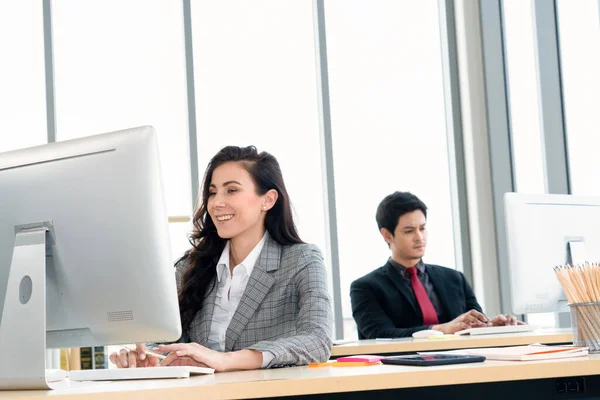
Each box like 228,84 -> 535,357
178,145 -> 304,333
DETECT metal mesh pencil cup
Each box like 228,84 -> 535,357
569,302 -> 600,353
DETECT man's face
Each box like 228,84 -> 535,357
382,210 -> 427,264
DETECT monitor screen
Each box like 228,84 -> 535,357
0,126 -> 181,351
504,192 -> 600,315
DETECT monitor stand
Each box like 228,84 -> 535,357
554,240 -> 589,329
567,239 -> 587,266
557,310 -> 571,329
0,223 -> 55,390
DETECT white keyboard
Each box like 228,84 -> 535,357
46,369 -> 68,382
69,366 -> 214,381
455,325 -> 536,336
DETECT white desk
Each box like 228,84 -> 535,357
331,328 -> 572,357
0,352 -> 597,400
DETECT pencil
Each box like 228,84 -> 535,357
554,262 -> 600,347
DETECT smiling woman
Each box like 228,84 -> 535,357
110,145 -> 333,372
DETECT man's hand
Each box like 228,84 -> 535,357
488,314 -> 526,326
432,309 -> 489,334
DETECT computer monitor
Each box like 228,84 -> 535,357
504,192 -> 600,317
0,126 -> 181,389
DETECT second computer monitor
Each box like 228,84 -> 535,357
504,192 -> 600,315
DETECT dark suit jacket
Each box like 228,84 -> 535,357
350,261 -> 483,339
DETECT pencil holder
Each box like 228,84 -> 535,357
569,302 -> 600,353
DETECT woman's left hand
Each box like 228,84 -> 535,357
157,343 -> 230,372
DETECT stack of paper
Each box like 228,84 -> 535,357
419,343 -> 588,361
465,344 -> 588,361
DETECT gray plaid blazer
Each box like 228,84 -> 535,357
175,234 -> 333,368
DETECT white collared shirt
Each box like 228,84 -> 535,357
207,232 -> 274,367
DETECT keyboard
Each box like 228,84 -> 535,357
455,325 -> 536,336
69,366 -> 214,381
46,369 -> 68,382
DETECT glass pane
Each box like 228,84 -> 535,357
191,2 -> 328,262
325,0 -> 456,339
557,0 -> 600,196
51,0 -> 191,260
502,0 -> 556,327
502,0 -> 546,194
0,2 -> 47,151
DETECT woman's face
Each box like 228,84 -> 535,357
207,162 -> 270,242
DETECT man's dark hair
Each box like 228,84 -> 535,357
376,191 -> 428,235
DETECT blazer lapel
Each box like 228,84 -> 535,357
426,265 -> 451,317
383,262 -> 419,316
189,281 -> 217,346
224,235 -> 278,351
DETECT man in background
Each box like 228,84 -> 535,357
350,191 -> 522,339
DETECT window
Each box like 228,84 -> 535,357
502,0 -> 546,194
51,0 -> 191,260
501,0 -> 586,328
0,2 -> 46,151
557,0 -> 600,196
325,0 -> 457,339
190,1 -> 328,262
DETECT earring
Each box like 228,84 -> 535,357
263,206 -> 267,210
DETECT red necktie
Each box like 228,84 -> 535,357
406,267 -> 439,325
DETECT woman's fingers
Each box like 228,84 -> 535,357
156,344 -> 184,353
160,352 -> 179,367
148,354 -> 161,367
109,346 -> 157,368
174,347 -> 193,357
128,349 -> 138,368
136,343 -> 148,360
119,348 -> 130,368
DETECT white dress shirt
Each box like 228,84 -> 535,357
206,233 -> 274,367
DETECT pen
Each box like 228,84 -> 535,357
309,361 -> 380,368
144,350 -> 167,360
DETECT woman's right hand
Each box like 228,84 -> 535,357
108,343 -> 160,368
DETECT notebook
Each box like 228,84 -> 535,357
419,342 -> 589,361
